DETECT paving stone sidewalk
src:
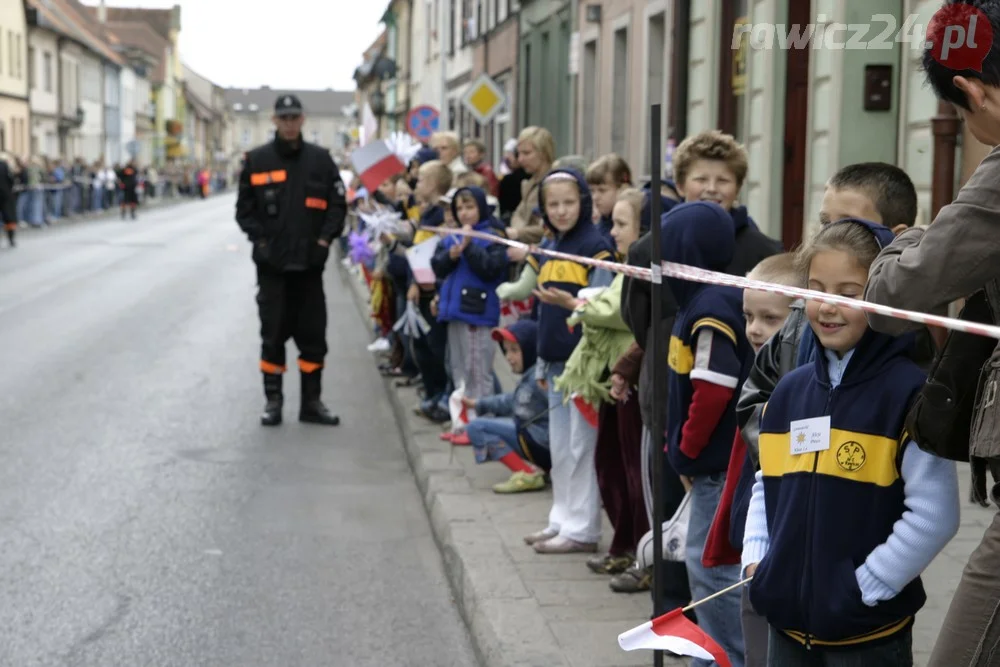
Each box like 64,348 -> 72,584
338,257 -> 994,667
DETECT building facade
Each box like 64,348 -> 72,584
27,21 -> 58,157
224,87 -> 355,160
470,0 -> 519,163
518,0 -> 571,156
0,0 -> 30,157
102,61 -> 121,163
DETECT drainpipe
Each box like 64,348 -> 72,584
568,0 -> 578,153
929,99 -> 961,343
930,100 -> 960,220
668,0 -> 690,143
440,0 -> 448,131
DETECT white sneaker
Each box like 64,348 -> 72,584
341,257 -> 352,267
366,338 -> 391,353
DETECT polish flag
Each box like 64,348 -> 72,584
352,140 -> 406,193
618,608 -> 732,666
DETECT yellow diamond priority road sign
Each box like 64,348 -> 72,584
461,74 -> 506,124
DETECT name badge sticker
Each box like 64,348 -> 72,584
790,416 -> 831,455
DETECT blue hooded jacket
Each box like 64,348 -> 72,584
476,320 -> 550,470
431,186 -> 509,327
663,201 -> 753,477
749,220 -> 927,646
535,169 -> 616,363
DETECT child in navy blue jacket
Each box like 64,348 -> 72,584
431,186 -> 509,433
662,201 -> 753,667
743,219 -> 959,664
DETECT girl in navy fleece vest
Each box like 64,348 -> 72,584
523,169 -> 615,554
743,219 -> 959,663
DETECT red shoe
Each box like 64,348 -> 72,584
451,432 -> 470,446
439,432 -> 456,442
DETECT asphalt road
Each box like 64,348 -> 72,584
0,196 -> 478,667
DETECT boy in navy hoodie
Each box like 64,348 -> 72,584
663,201 -> 753,667
672,130 -> 781,275
431,186 -> 509,434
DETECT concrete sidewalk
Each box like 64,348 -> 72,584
338,257 -> 994,667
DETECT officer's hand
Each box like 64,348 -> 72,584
317,239 -> 330,247
407,283 -> 420,304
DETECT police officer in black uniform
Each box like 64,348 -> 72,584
235,94 -> 347,426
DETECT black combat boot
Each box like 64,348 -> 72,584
4,223 -> 14,248
261,372 -> 283,426
299,370 -> 340,425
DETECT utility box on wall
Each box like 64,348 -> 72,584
864,65 -> 893,112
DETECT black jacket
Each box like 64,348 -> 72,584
235,132 -> 347,271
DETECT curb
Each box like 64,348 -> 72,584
17,192 -> 228,231
336,257 -> 572,667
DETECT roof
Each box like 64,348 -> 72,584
100,21 -> 167,81
27,0 -> 124,65
222,87 -> 355,117
89,5 -> 176,41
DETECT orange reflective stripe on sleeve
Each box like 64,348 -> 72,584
305,197 -> 328,210
298,360 -> 323,373
260,360 -> 286,374
250,172 -> 270,186
269,169 -> 287,183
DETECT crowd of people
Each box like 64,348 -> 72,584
340,116 -> 979,667
0,155 -> 230,248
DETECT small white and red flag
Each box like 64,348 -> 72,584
618,607 -> 733,667
352,140 -> 405,193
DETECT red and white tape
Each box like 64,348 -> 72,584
421,225 -> 1000,341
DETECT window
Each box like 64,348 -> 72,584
233,102 -> 243,111
241,128 -> 251,147
492,71 -> 511,166
43,51 -> 52,92
248,103 -> 258,111
581,39 -> 598,160
645,12 -> 667,172
611,25 -> 629,156
311,130 -> 321,144
8,31 -> 13,76
449,0 -> 456,54
522,42 -> 530,125
28,47 -> 34,90
17,34 -> 22,79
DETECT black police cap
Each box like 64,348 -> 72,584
275,94 -> 303,116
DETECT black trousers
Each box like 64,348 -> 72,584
410,290 -> 448,399
256,265 -> 327,371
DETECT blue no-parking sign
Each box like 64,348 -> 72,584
407,105 -> 440,142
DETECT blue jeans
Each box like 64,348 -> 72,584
466,417 -> 518,464
687,472 -> 745,667
767,625 -> 912,666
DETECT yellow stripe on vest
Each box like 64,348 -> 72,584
759,428 -> 902,487
668,336 -> 694,374
538,259 -> 589,287
691,317 -> 738,345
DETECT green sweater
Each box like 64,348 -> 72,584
554,274 -> 635,406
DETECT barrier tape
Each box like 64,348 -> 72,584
420,225 -> 1000,341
